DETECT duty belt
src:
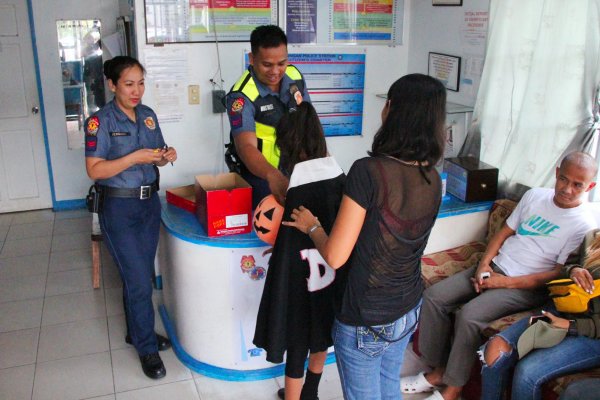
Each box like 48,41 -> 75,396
100,182 -> 158,200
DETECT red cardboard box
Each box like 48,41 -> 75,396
195,173 -> 252,237
166,185 -> 196,213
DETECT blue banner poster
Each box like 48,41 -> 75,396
289,53 -> 365,136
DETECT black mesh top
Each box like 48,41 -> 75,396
336,156 -> 442,326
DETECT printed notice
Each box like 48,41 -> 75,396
461,11 -> 489,55
143,47 -> 188,123
287,0 -> 318,44
145,0 -> 278,43
428,53 -> 461,92
330,0 -> 403,45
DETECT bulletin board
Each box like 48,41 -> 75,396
144,0 -> 278,43
287,0 -> 404,45
144,0 -> 403,45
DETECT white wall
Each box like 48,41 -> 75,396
132,0 -> 413,189
31,0 -> 120,202
407,0 -> 490,107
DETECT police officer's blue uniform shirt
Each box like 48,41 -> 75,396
226,66 -> 311,137
85,99 -> 165,188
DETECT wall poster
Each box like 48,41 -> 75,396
245,52 -> 366,136
330,0 -> 403,45
286,0 -> 404,45
144,0 -> 278,43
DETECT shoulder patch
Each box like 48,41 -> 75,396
144,116 -> 156,130
231,97 -> 245,113
86,116 -> 100,136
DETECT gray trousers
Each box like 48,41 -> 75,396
417,265 -> 548,387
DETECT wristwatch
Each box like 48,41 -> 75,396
568,320 -> 578,336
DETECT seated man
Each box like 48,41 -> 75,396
401,151 -> 598,400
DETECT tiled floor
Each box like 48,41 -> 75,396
0,208 -> 433,400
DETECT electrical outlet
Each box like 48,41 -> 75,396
188,85 -> 200,105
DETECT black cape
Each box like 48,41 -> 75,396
253,157 -> 347,363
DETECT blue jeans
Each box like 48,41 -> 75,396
480,314 -> 600,400
100,193 -> 161,356
332,303 -> 420,400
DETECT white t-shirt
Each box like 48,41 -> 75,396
493,188 -> 596,277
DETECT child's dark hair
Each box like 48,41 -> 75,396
250,25 -> 288,54
103,56 -> 145,84
276,102 -> 327,174
369,73 -> 446,169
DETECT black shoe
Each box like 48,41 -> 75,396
139,352 -> 166,379
126,333 -> 172,351
278,387 -> 319,400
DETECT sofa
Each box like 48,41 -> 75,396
419,199 -> 600,399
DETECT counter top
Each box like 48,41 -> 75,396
161,195 -> 493,246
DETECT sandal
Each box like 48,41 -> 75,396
424,390 -> 444,400
400,371 -> 436,394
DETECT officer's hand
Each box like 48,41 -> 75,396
162,147 -> 177,163
133,148 -> 164,165
266,170 -> 289,205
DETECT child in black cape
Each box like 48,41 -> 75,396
253,102 -> 347,400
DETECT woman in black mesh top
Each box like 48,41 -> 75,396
283,74 -> 446,400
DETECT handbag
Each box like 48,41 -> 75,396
547,278 -> 600,313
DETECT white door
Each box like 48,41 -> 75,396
0,0 -> 52,213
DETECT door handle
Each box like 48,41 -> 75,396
32,106 -> 39,114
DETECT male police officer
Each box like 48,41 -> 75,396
226,25 -> 311,207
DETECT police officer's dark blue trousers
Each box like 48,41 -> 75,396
99,193 -> 161,356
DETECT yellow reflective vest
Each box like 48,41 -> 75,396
229,65 -> 305,168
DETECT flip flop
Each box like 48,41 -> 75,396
400,371 -> 436,393
424,390 -> 444,400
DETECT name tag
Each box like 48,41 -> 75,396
260,104 -> 274,112
110,132 -> 130,137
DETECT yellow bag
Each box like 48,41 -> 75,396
547,278 -> 600,313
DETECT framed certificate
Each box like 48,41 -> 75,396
428,52 -> 461,92
433,0 -> 463,5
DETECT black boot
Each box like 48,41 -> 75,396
126,333 -> 171,351
139,352 -> 166,379
300,370 -> 322,400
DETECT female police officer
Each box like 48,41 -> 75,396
85,56 -> 177,379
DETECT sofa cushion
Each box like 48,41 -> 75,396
549,368 -> 600,396
486,199 -> 517,243
482,310 -> 536,337
421,241 -> 486,288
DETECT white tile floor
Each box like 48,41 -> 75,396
0,208 -> 434,400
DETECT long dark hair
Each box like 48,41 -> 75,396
369,74 -> 446,169
276,102 -> 327,174
103,56 -> 145,84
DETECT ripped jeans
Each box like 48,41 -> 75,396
480,314 -> 600,400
